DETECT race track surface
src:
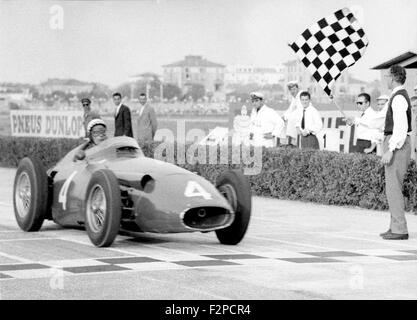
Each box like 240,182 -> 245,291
1,167 -> 417,300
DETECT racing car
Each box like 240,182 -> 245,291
13,136 -> 252,247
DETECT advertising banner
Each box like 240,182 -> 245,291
10,110 -> 85,138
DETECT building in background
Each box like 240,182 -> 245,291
37,78 -> 95,95
283,59 -> 358,103
0,84 -> 32,102
225,65 -> 285,86
162,55 -> 225,99
372,51 -> 417,95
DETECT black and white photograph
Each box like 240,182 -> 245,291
1,0 -> 417,306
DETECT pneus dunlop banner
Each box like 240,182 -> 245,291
10,110 -> 85,138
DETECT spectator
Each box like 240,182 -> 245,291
283,81 -> 302,147
249,92 -> 285,148
414,84 -> 417,96
376,94 -> 389,111
346,93 -> 387,154
81,98 -> 100,137
136,93 -> 158,147
380,65 -> 412,240
112,92 -> 133,138
295,91 -> 322,150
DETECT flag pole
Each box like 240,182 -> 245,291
329,94 -> 347,118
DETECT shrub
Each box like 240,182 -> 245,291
1,136 -> 416,212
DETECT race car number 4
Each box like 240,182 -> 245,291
184,181 -> 212,200
58,171 -> 77,210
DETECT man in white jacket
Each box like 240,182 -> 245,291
283,81 -> 303,147
249,92 -> 285,148
346,93 -> 388,154
295,91 -> 323,150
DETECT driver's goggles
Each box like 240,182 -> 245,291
91,129 -> 106,137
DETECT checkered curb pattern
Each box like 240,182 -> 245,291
1,250 -> 417,280
289,7 -> 369,96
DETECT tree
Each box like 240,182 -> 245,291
163,83 -> 182,100
183,83 -> 205,101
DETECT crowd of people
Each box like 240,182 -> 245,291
234,70 -> 417,161
233,65 -> 417,241
80,92 -> 158,149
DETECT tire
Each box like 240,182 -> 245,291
215,170 -> 252,245
85,169 -> 121,247
13,157 -> 50,231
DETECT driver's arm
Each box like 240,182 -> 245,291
73,140 -> 90,161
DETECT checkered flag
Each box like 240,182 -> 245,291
289,7 -> 369,96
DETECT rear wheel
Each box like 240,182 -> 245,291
215,170 -> 251,245
13,157 -> 50,231
85,169 -> 121,247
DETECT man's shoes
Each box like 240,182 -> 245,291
379,229 -> 391,237
382,232 -> 409,240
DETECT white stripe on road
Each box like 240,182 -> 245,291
0,237 -> 61,242
248,235 -> 342,251
319,233 -> 417,248
0,251 -> 32,263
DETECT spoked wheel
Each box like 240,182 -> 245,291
215,170 -> 251,245
13,157 -> 50,231
85,169 -> 121,247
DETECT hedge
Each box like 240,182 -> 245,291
1,135 -> 416,212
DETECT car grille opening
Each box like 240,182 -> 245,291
183,207 -> 232,230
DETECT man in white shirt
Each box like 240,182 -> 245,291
380,65 -> 412,240
346,93 -> 388,154
283,81 -> 302,147
249,92 -> 285,148
295,91 -> 322,149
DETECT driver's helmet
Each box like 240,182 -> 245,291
87,118 -> 106,133
86,118 -> 107,142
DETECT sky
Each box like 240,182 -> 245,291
1,0 -> 417,88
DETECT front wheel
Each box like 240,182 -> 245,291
215,170 -> 252,245
13,157 -> 50,231
85,169 -> 121,247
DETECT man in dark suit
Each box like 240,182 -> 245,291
112,92 -> 133,138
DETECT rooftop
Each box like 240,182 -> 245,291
40,78 -> 93,86
163,55 -> 225,68
372,51 -> 417,69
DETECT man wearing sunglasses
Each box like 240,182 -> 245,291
346,93 -> 387,154
81,98 -> 100,137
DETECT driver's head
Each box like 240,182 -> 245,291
87,119 -> 108,145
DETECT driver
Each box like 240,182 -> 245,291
73,119 -> 108,161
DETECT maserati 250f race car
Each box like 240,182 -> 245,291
13,137 -> 252,247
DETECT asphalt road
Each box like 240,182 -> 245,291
1,167 -> 417,300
